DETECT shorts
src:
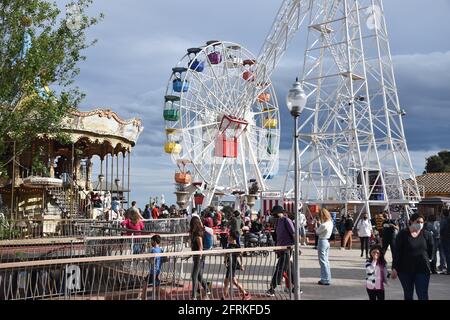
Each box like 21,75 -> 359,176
225,260 -> 240,279
225,266 -> 238,279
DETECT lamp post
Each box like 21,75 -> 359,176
286,78 -> 307,301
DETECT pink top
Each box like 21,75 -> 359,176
366,261 -> 388,291
121,219 -> 145,235
374,264 -> 385,290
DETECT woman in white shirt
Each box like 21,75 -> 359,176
315,209 -> 334,285
357,213 -> 373,259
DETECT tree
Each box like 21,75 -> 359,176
425,151 -> 450,173
0,0 -> 102,175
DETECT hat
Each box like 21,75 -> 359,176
271,205 -> 285,215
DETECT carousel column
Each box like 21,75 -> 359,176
48,141 -> 55,179
110,151 -> 114,194
11,141 -> 16,220
127,150 -> 131,210
105,154 -> 109,197
115,152 -> 120,210
122,152 -> 125,210
71,143 -> 75,218
86,157 -> 93,191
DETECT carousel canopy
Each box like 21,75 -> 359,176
22,176 -> 63,188
58,109 -> 144,155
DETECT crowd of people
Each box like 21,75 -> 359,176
89,192 -> 183,221
339,209 -> 450,300
113,199 -> 450,301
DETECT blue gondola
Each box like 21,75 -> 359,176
190,59 -> 205,72
173,79 -> 189,93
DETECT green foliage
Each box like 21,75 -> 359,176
425,151 -> 450,173
31,146 -> 49,176
0,0 -> 102,166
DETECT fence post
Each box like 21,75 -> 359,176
152,257 -> 156,300
229,252 -> 233,299
287,249 -> 292,300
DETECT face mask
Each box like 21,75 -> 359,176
412,223 -> 424,232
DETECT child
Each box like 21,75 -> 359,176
223,234 -> 251,300
365,245 -> 388,300
140,235 -> 163,300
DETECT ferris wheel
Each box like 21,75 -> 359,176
163,41 -> 280,205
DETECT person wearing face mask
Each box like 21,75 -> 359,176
357,213 -> 373,259
391,213 -> 434,300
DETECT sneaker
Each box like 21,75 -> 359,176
317,281 -> 330,286
265,288 -> 275,297
290,288 -> 303,294
243,293 -> 252,300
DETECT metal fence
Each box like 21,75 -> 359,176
0,246 -> 294,301
0,218 -> 189,240
0,234 -> 190,263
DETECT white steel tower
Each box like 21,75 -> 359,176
278,0 -> 421,218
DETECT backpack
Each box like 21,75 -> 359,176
203,226 -> 214,250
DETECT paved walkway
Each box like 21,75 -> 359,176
298,246 -> 450,300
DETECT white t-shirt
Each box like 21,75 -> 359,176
357,219 -> 373,237
299,213 -> 307,227
316,220 -> 333,239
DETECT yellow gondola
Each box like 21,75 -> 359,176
263,119 -> 278,129
165,142 -> 182,154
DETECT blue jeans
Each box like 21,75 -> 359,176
398,273 -> 430,300
438,239 -> 447,269
318,239 -> 331,284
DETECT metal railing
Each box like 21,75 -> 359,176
0,233 -> 190,263
0,246 -> 293,301
0,218 -> 189,240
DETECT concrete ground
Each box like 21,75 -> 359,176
298,245 -> 450,300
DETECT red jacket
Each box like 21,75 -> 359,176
152,207 -> 159,220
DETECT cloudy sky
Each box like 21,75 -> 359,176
66,0 -> 450,206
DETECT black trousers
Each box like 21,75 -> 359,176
191,256 -> 208,298
367,289 -> 385,300
382,237 -> 396,262
360,237 -> 369,256
270,251 -> 293,289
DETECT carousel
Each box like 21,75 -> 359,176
0,109 -> 143,220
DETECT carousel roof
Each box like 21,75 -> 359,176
60,109 -> 144,153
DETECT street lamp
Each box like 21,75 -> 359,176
286,78 -> 307,301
